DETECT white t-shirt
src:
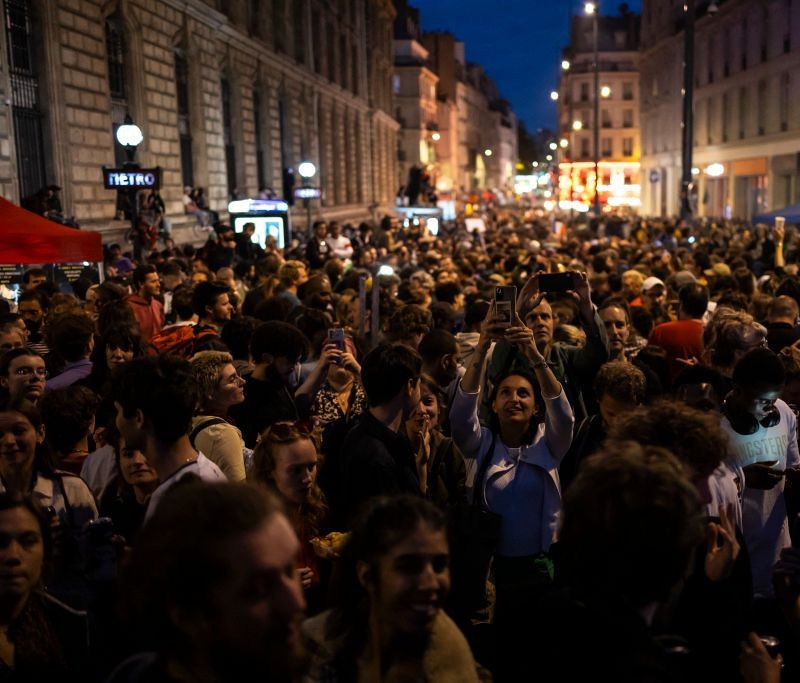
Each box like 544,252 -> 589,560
145,452 -> 226,521
721,399 -> 800,598
326,234 -> 353,259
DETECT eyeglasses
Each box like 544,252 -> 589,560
13,366 -> 48,379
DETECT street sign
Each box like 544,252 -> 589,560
294,187 -> 322,200
102,167 -> 162,190
649,169 -> 660,184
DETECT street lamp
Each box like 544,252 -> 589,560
116,114 -> 145,258
532,161 -> 539,168
561,59 -> 571,70
586,1 -> 600,215
549,142 -> 558,151
600,85 -> 611,98
431,132 -> 441,141
298,161 -> 317,231
484,149 -> 493,157
572,120 -> 583,131
546,154 -> 553,161
560,138 -> 569,148
680,0 -> 696,219
550,90 -> 559,101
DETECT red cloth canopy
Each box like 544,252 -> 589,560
0,195 -> 103,264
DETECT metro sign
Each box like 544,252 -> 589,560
103,167 -> 162,189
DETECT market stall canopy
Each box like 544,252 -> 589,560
753,203 -> 800,226
0,195 -> 102,264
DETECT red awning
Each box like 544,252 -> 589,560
0,195 -> 103,264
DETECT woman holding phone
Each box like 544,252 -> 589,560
449,302 -> 574,679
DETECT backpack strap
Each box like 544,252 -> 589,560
471,431 -> 498,507
189,417 -> 228,449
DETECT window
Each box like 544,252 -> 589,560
580,82 -> 590,102
221,77 -> 236,196
601,109 -> 611,128
780,73 -> 790,132
722,91 -> 730,141
106,17 -> 126,100
175,49 -> 193,188
622,82 -> 633,100
706,97 -> 714,144
327,23 -> 336,82
273,0 -> 286,53
623,109 -> 633,127
601,137 -> 612,157
580,137 -> 590,159
253,89 -> 266,191
622,137 -> 633,156
293,0 -> 305,63
707,38 -> 714,84
339,34 -> 348,88
392,74 -> 400,95
741,20 -> 748,71
4,0 -> 47,199
312,16 -> 322,73
249,0 -> 261,37
757,80 -> 767,135
738,86 -> 747,138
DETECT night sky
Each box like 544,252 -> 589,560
412,0 -> 642,133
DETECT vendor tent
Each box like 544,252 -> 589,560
0,195 -> 102,264
753,203 -> 800,226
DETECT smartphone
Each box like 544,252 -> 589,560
494,286 -> 517,324
327,327 -> 345,364
538,272 -> 576,293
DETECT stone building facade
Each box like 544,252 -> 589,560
557,7 -> 641,211
640,0 -> 800,219
0,0 -> 399,241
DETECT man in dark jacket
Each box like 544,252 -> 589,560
340,343 -> 422,522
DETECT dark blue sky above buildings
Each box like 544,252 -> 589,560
413,0 -> 641,134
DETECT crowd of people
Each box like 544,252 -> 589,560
0,209 -> 799,682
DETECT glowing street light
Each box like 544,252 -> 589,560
532,161 -> 539,168
560,138 -> 569,148
431,132 -> 441,141
484,149 -> 493,157
600,85 -> 612,98
572,120 -> 583,131
550,90 -> 559,101
546,154 -> 553,161
585,2 -> 596,14
561,59 -> 571,70
298,161 -> 317,179
549,142 -> 558,151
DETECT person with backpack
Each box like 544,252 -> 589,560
149,286 -> 218,358
190,351 -> 248,481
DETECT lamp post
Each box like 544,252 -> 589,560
298,161 -> 317,232
116,114 -> 144,258
585,2 -> 601,216
680,0 -> 696,219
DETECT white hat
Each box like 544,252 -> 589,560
642,276 -> 665,292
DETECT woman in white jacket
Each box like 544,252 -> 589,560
449,303 -> 574,676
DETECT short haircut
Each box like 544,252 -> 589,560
434,281 -> 461,305
388,305 -> 432,341
39,385 -> 99,454
192,281 -> 230,317
0,348 -> 44,377
249,321 -> 309,364
593,361 -> 646,405
112,355 -> 198,444
769,295 -> 799,321
171,286 -> 195,321
704,308 -> 767,368
220,316 -> 259,361
608,399 -> 727,479
191,350 -> 233,403
160,261 -> 185,278
360,343 -> 422,407
22,267 -> 46,284
418,329 -> 457,365
678,283 -> 709,319
733,347 -> 785,389
119,482 -> 282,650
254,296 -> 294,322
464,299 -> 490,329
278,261 -> 305,287
132,264 -> 158,289
18,288 -> 50,309
559,443 -> 703,608
47,312 -> 94,362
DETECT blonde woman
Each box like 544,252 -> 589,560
189,351 -> 248,481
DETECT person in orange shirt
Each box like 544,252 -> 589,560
126,265 -> 165,343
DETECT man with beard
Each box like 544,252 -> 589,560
340,344 -> 422,522
109,481 -> 307,683
189,281 -> 234,354
229,321 -> 309,448
302,274 -> 334,315
17,288 -> 50,356
126,265 -> 165,344
488,272 -> 609,423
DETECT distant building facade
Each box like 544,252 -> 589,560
557,6 -> 641,211
640,0 -> 800,218
0,0 -> 399,239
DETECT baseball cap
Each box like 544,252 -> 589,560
642,276 -> 665,292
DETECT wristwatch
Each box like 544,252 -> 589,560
532,359 -> 549,370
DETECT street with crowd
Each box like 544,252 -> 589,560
0,207 -> 799,682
